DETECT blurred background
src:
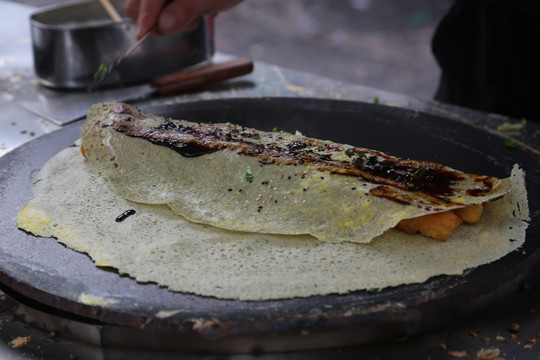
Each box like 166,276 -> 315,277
14,0 -> 453,100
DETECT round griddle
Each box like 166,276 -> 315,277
1,98 -> 539,353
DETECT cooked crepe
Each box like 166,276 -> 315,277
17,146 -> 529,300
81,102 -> 512,243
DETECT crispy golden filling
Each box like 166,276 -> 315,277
396,204 -> 484,241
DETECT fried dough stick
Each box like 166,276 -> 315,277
396,204 -> 485,241
453,204 -> 484,224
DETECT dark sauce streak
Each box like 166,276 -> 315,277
288,140 -> 308,151
110,103 -> 145,117
315,154 -> 333,161
474,176 -> 498,190
115,209 -> 136,222
113,121 -> 220,157
153,140 -> 219,157
103,106 -> 499,205
369,186 -> 414,205
356,160 -> 464,197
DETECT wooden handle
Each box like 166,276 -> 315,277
98,0 -> 123,22
151,57 -> 254,95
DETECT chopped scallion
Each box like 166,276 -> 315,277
504,140 -> 517,149
243,166 -> 254,183
93,62 -> 108,80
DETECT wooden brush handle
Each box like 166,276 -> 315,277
98,0 -> 123,22
151,57 -> 254,95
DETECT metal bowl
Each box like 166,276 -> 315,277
30,0 -> 214,89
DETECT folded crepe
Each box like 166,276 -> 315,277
80,102 -> 512,243
16,145 -> 529,300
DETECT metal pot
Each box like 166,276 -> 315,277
30,0 -> 214,89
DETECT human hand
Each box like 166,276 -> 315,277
124,0 -> 244,39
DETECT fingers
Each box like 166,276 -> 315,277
125,0 -> 244,38
176,17 -> 201,33
123,0 -> 140,21
135,0 -> 167,40
158,0 -> 244,35
157,1 -> 198,35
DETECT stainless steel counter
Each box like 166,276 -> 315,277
1,1 -> 539,359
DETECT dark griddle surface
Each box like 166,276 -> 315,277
1,98 -> 539,349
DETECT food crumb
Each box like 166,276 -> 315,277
447,349 -> 470,358
469,330 -> 479,337
439,343 -> 448,350
285,84 -> 309,94
496,119 -> 526,133
509,323 -> 520,333
476,347 -> 500,359
524,336 -> 539,349
495,335 -> 505,341
9,336 -> 31,348
396,335 -> 408,342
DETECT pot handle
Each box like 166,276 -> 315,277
151,57 -> 254,95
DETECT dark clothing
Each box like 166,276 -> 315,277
432,0 -> 540,120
